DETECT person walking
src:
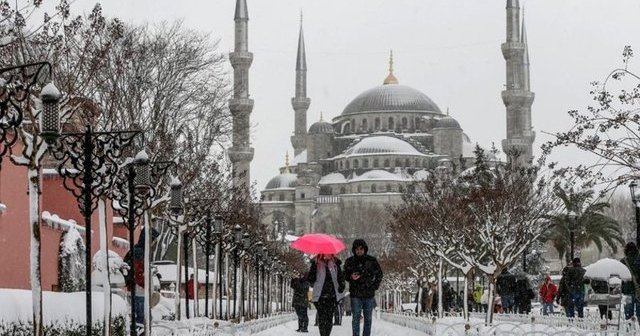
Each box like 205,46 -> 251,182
291,274 -> 310,332
559,258 -> 586,318
539,274 -> 558,315
496,268 -> 516,313
622,242 -> 640,320
308,254 -> 345,336
344,239 -> 383,336
124,227 -> 160,327
186,274 -> 197,300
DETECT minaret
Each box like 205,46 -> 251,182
501,0 -> 535,165
291,13 -> 311,157
228,0 -> 254,192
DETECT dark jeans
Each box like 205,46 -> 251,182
625,295 -> 640,320
351,297 -> 375,336
565,289 -> 584,318
134,294 -> 145,324
294,305 -> 309,331
501,294 -> 514,313
314,297 -> 337,336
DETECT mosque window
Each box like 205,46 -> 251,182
357,185 -> 362,193
384,159 -> 390,167
279,194 -> 285,201
363,159 -> 369,168
371,184 -> 377,193
362,119 -> 368,131
373,158 -> 379,168
424,159 -> 428,168
354,160 -> 360,169
339,161 -> 343,169
346,161 -> 350,169
399,185 -> 405,193
268,194 -> 273,201
340,187 -> 346,194
405,158 -> 411,167
395,158 -> 401,167
415,159 -> 419,167
374,117 -> 380,130
402,117 -> 408,129
386,184 -> 392,192
344,123 -> 351,133
388,117 -> 395,130
415,117 -> 421,131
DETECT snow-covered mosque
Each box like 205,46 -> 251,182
251,0 -> 535,238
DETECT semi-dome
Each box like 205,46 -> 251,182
265,173 -> 297,189
435,115 -> 461,129
308,120 -> 335,134
343,136 -> 423,156
318,173 -> 347,184
341,84 -> 442,116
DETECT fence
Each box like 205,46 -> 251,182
150,312 -> 296,336
380,311 -> 640,336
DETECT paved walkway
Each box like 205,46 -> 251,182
253,312 -> 425,336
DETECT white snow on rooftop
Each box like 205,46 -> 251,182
351,169 -> 408,182
42,211 -> 87,233
292,149 -> 307,164
154,263 -> 215,284
337,136 -> 425,158
318,172 -> 347,184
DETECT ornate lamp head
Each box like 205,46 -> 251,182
40,82 -> 61,144
169,176 -> 183,216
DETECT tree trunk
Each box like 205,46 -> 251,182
463,274 -> 469,321
486,274 -> 496,325
437,258 -> 443,317
28,168 -> 43,336
192,237 -> 199,317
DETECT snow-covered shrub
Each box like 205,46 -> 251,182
0,315 -> 125,336
58,226 -> 86,292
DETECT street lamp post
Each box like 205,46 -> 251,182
568,210 -> 577,262
44,120 -> 141,336
630,181 -> 640,245
112,152 -> 176,335
254,241 -> 263,317
215,216 -> 225,320
233,224 -> 242,319
241,232 -> 251,319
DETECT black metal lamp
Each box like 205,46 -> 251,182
40,82 -> 61,144
630,180 -> 640,245
568,210 -> 577,261
169,176 -> 183,216
242,232 -> 250,250
234,224 -> 242,244
133,150 -> 151,193
214,215 -> 223,234
255,241 -> 263,257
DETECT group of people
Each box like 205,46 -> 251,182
291,239 -> 383,336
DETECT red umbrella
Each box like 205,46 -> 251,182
291,233 -> 346,254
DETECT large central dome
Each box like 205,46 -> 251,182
341,84 -> 442,116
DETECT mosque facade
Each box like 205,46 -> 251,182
244,0 -> 534,241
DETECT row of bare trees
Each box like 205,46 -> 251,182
387,148 -> 563,323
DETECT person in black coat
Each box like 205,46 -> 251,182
308,254 -> 345,336
291,275 -> 310,332
514,276 -> 534,314
496,268 -> 517,313
559,258 -> 586,318
344,239 -> 383,336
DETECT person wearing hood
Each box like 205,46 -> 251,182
124,227 -> 160,325
539,274 -> 558,315
344,239 -> 383,336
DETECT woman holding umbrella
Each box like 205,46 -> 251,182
307,254 -> 345,336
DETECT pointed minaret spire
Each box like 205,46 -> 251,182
284,151 -> 290,173
291,14 -> 311,157
383,50 -> 399,85
228,0 -> 255,194
521,7 -> 530,91
320,111 -> 324,122
501,0 -> 535,166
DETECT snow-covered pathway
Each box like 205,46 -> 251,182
252,312 -> 425,336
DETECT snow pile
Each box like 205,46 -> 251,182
584,258 -> 632,281
92,250 -> 128,287
59,226 -> 86,291
0,289 -> 127,323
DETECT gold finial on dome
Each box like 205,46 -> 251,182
320,111 -> 324,121
383,49 -> 398,85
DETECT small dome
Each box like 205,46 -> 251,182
434,116 -> 461,129
308,121 -> 335,134
413,169 -> 431,181
342,84 -> 442,116
343,136 -> 422,156
265,173 -> 298,189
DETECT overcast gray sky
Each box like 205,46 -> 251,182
69,0 -> 640,191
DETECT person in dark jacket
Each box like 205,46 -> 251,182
123,227 -> 160,325
622,242 -> 640,320
344,239 -> 383,336
308,254 -> 345,336
496,268 -> 517,313
514,276 -> 534,314
559,258 -> 586,318
291,275 -> 310,332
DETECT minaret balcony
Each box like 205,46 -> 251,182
229,98 -> 254,112
501,42 -> 525,58
291,97 -> 311,110
229,51 -> 254,67
501,90 -> 535,106
228,146 -> 255,162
